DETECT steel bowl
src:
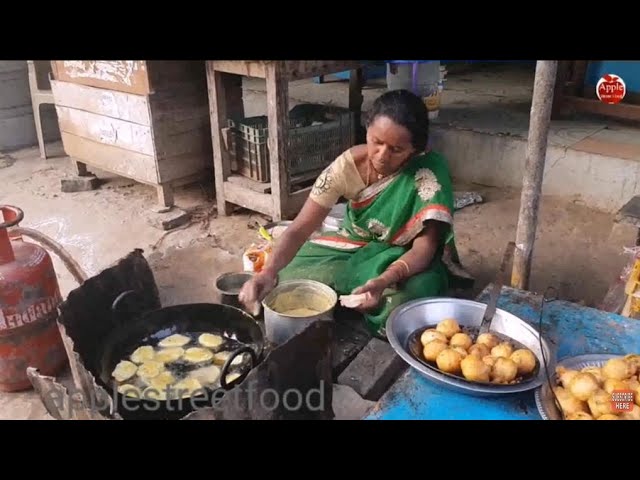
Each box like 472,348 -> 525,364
214,272 -> 255,313
386,297 -> 556,396
534,353 -> 620,420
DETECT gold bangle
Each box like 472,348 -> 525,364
392,260 -> 411,276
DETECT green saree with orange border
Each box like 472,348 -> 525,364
278,150 -> 462,336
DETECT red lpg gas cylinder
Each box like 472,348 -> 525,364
0,206 -> 68,392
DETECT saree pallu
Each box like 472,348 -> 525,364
278,151 -> 457,335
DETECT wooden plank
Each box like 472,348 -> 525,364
210,60 -> 363,81
286,61 -> 363,80
206,63 -> 233,216
266,62 -> 290,222
51,61 -> 150,95
55,105 -> 155,156
227,172 -> 318,195
226,174 -> 271,193
156,152 -> 208,183
149,80 -> 211,162
211,61 -> 266,78
284,186 -> 312,219
223,181 -> 273,217
348,68 -> 364,142
60,131 -> 159,185
146,61 -> 207,93
560,96 -> 640,122
551,61 -> 571,119
153,119 -> 211,159
50,80 -> 151,125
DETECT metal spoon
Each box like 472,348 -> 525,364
475,241 -> 516,340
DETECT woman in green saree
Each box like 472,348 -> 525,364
239,89 -> 465,337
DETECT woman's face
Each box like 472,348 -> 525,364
366,115 -> 416,176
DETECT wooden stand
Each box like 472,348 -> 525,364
206,61 -> 365,221
51,61 -> 212,209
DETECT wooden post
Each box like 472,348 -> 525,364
206,63 -> 232,216
265,61 -> 290,221
511,61 -> 558,290
349,68 -> 365,143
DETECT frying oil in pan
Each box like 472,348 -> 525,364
111,329 -> 255,401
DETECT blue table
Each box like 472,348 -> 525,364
364,286 -> 640,420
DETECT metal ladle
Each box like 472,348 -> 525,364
474,241 -> 516,341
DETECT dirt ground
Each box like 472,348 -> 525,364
451,183 -> 633,305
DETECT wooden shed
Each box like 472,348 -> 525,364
50,61 -> 212,208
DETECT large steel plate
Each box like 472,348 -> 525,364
386,297 -> 555,397
534,353 -> 620,420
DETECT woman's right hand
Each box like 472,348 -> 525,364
238,270 -> 278,315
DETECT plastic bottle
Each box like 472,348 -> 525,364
386,61 -> 440,93
386,61 -> 442,120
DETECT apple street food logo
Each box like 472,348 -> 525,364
596,74 -> 626,105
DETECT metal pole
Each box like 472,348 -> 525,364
511,60 -> 558,290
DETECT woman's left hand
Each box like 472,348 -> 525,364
350,277 -> 387,312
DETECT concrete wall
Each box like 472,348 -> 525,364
0,61 -> 60,152
431,125 -> 639,214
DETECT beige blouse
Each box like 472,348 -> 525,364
309,149 -> 365,209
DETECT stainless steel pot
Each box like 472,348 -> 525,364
261,279 -> 337,345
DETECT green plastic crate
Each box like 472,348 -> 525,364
227,104 -> 355,183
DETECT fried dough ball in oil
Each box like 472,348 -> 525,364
491,342 -> 514,359
627,376 -> 640,390
460,354 -> 491,382
587,390 -> 616,418
568,372 -> 600,402
604,378 -> 627,395
624,354 -> 640,373
510,349 -> 537,376
469,343 -> 491,359
581,367 -> 605,385
482,355 -> 497,368
450,333 -> 473,351
621,405 -> 640,420
452,347 -> 468,358
420,329 -> 447,346
423,340 -> 448,362
436,318 -> 461,339
602,358 -> 634,381
554,387 -> 589,417
567,412 -> 593,420
597,414 -> 619,420
476,333 -> 499,350
436,348 -> 463,375
491,357 -> 518,383
556,366 -> 579,389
